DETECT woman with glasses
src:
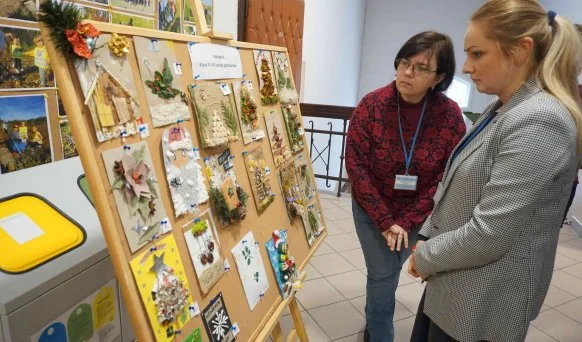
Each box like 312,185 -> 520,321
345,31 -> 466,342
408,1 -> 582,341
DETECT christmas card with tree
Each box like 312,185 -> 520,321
75,33 -> 140,142
264,110 -> 292,166
133,37 -> 191,127
161,125 -> 209,218
294,152 -> 316,203
204,148 -> 249,226
183,210 -> 225,295
231,231 -> 269,311
190,81 -> 240,148
253,50 -> 279,106
232,80 -> 265,144
102,141 -> 168,253
242,147 -> 275,213
278,162 -> 304,221
129,234 -> 195,341
298,203 -> 325,246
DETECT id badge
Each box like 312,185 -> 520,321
394,175 -> 418,191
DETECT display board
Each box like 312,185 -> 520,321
40,17 -> 327,341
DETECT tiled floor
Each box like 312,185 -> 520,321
278,192 -> 582,342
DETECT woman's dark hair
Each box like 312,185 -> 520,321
393,31 -> 456,92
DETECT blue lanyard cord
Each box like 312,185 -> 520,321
397,95 -> 428,175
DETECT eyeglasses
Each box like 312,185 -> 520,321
396,59 -> 437,75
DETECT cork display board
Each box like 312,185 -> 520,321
41,20 -> 327,341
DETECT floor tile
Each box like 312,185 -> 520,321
394,316 -> 416,342
551,270 -> 582,297
555,298 -> 582,324
557,238 -> 582,262
310,253 -> 357,277
531,309 -> 582,341
314,241 -> 336,257
554,253 -> 578,270
348,296 -> 366,316
559,230 -> 579,243
562,262 -> 582,279
333,332 -> 364,342
304,262 -> 323,281
339,205 -> 353,216
326,233 -> 361,252
326,221 -> 348,236
326,270 -> 367,299
340,248 -> 366,269
349,232 -> 359,241
525,325 -> 557,342
543,285 -> 577,308
309,301 -> 366,340
296,278 -> 345,310
540,304 -> 551,313
561,226 -> 579,236
395,282 -> 424,314
278,310 -> 330,342
322,207 -> 353,221
320,198 -> 338,209
398,272 -> 417,287
334,218 -> 357,233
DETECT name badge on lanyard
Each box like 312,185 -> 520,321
393,95 -> 427,191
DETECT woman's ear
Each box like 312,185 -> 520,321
434,73 -> 445,88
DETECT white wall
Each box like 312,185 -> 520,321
541,0 -> 582,24
301,0 -> 367,191
358,0 -> 494,113
213,0 -> 238,39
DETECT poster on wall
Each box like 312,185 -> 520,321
0,94 -> 53,174
30,279 -> 122,342
110,0 -> 154,15
0,0 -> 38,22
0,25 -> 55,90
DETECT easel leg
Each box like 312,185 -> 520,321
272,322 -> 283,342
289,298 -> 309,342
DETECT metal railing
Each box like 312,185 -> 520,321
300,103 -> 354,197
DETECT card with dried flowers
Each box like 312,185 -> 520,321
253,50 -> 279,106
102,141 -> 168,252
232,80 -> 265,144
242,147 -> 275,213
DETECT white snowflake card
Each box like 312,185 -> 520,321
231,231 -> 269,310
202,292 -> 235,342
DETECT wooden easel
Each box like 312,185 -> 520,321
40,18 -> 325,341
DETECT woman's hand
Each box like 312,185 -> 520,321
408,241 -> 427,281
381,224 -> 408,251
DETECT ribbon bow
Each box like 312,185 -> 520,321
65,23 -> 100,59
108,32 -> 130,57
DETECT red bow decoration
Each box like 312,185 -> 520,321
65,23 -> 100,59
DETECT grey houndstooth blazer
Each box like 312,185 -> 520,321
414,77 -> 579,342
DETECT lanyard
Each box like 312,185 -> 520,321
397,95 -> 428,175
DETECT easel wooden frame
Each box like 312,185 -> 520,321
40,20 -> 325,341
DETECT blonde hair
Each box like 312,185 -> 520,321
472,0 -> 582,153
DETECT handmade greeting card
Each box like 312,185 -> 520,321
242,147 -> 275,213
133,36 -> 191,127
298,203 -> 325,246
265,230 -> 299,299
231,231 -> 269,311
253,50 -> 279,105
161,125 -> 209,218
183,210 -> 225,295
204,148 -> 249,226
294,152 -> 316,203
281,102 -> 304,153
272,51 -> 297,99
74,33 -> 140,142
264,110 -> 291,166
129,234 -> 195,341
232,80 -> 265,144
190,82 -> 239,148
202,293 -> 235,342
278,162 -> 304,220
102,141 -> 167,253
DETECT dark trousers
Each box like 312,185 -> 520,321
563,179 -> 579,221
410,291 -> 457,342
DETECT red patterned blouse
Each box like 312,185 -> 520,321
346,81 -> 466,232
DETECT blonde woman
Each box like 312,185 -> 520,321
408,1 -> 582,341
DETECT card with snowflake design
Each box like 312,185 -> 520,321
202,292 -> 235,342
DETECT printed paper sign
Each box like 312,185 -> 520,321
189,43 -> 243,80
